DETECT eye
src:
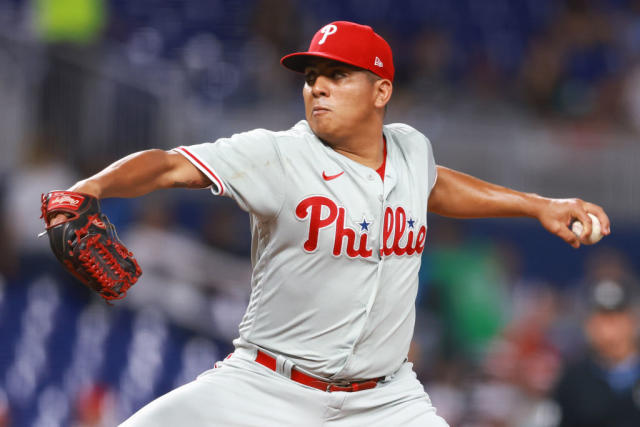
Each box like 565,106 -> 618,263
332,69 -> 348,79
305,71 -> 317,86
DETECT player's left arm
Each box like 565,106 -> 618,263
427,165 -> 611,248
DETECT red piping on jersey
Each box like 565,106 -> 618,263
375,136 -> 387,181
176,146 -> 225,195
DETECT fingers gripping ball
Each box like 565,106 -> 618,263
40,191 -> 142,301
571,213 -> 603,244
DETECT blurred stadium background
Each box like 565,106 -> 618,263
0,0 -> 639,425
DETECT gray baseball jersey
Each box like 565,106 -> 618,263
173,119 -> 437,381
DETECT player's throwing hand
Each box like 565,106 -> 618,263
536,198 -> 610,248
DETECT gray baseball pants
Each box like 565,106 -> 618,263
120,349 -> 449,426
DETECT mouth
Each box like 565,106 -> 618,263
312,106 -> 330,116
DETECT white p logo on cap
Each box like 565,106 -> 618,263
318,24 -> 337,45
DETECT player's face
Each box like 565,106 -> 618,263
303,59 -> 381,144
586,311 -> 637,363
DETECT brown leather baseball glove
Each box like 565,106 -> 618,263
40,191 -> 142,301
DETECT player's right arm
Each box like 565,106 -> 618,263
428,165 -> 611,248
69,149 -> 211,198
50,150 -> 210,226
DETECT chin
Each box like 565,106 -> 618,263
308,119 -> 332,140
312,129 -> 339,146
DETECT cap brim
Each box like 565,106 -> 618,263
280,51 -> 362,74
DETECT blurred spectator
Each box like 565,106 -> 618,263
623,62 -> 640,133
422,357 -> 468,427
0,184 -> 17,279
72,383 -> 116,427
241,0 -> 304,103
122,194 -> 251,337
619,0 -> 640,132
421,219 -> 509,360
578,247 -> 640,313
406,29 -> 453,103
553,279 -> 640,427
0,388 -> 9,427
33,0 -> 108,163
33,0 -> 106,44
473,285 -> 563,426
519,31 -> 564,116
2,141 -> 76,274
519,0 -> 621,126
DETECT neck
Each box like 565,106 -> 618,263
603,347 -> 638,367
327,126 -> 385,170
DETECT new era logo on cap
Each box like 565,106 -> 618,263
280,21 -> 395,81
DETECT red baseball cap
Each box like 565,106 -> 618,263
281,21 -> 394,81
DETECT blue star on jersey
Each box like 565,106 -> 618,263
359,218 -> 370,232
407,218 -> 415,228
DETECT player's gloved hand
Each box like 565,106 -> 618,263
536,198 -> 610,248
40,190 -> 142,301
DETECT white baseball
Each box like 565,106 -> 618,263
571,213 -> 603,244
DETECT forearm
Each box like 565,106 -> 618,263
428,166 -> 548,218
69,149 -> 207,198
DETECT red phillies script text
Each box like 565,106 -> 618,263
295,196 -> 426,259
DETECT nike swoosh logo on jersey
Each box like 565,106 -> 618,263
322,171 -> 344,181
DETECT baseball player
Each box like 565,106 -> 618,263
46,21 -> 610,426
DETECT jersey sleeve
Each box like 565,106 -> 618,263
173,129 -> 285,218
424,135 -> 438,194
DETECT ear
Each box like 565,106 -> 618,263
373,79 -> 393,109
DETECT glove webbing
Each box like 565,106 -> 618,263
73,215 -> 136,301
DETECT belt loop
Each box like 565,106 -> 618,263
276,354 -> 293,378
282,358 -> 294,378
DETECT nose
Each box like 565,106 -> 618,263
310,75 -> 330,98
